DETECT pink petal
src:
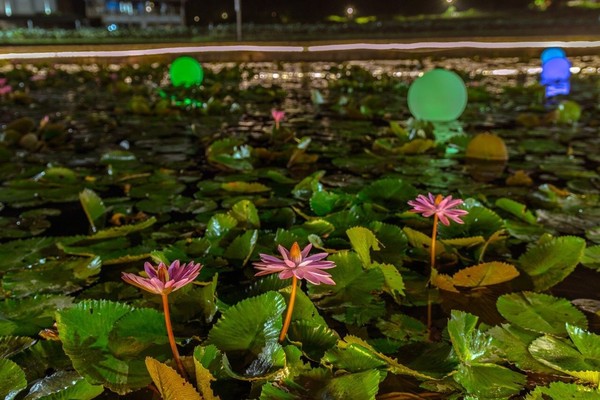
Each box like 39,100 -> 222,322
301,243 -> 313,258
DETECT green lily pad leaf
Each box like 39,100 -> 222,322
357,178 -> 418,209
2,256 -> 102,297
581,245 -> 600,271
206,138 -> 253,171
497,292 -> 587,336
193,345 -> 221,400
79,189 -> 106,233
518,236 -> 585,291
324,370 -> 381,400
495,197 -> 537,224
438,206 -> 503,239
207,291 -> 286,377
529,325 -> 600,384
108,308 -> 169,357
56,300 -> 162,394
292,171 -> 325,201
0,237 -> 57,272
229,200 -> 260,229
308,251 -> 385,325
375,263 -> 405,303
454,363 -> 526,400
22,370 -> 104,400
295,219 -> 335,237
488,324 -> 555,373
0,358 -> 27,400
279,285 -> 326,326
526,382 -> 600,400
346,226 -> 380,267
0,336 -> 36,358
205,213 -> 238,242
289,320 -> 338,361
447,310 -> 497,364
376,314 -> 426,343
87,217 -> 157,240
224,230 -> 258,265
310,191 -> 345,216
368,221 -> 408,266
0,295 -> 72,336
221,181 -> 270,193
325,335 -> 434,380
145,357 -> 202,400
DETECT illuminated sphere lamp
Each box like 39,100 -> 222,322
540,57 -> 571,97
407,69 -> 468,122
169,56 -> 204,88
540,47 -> 566,64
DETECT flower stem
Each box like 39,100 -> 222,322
279,276 -> 298,342
161,294 -> 188,379
427,214 -> 439,340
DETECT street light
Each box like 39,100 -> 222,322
234,0 -> 242,41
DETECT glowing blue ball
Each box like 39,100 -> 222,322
540,57 -> 571,97
541,48 -> 566,64
169,57 -> 204,88
407,69 -> 468,122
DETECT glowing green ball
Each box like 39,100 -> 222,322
169,56 -> 204,88
407,69 -> 468,122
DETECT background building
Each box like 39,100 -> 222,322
85,0 -> 186,28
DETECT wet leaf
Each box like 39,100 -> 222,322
496,292 -> 587,336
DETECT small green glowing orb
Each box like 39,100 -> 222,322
407,69 -> 468,122
169,56 -> 204,87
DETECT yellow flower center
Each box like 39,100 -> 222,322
434,194 -> 444,206
290,242 -> 302,264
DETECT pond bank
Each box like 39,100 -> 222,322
2,35 -> 600,63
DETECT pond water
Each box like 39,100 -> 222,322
1,55 -> 600,399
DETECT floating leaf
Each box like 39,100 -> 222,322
452,262 -> 519,288
221,181 -> 270,193
526,382 -> 600,400
454,363 -> 525,399
207,292 -> 286,377
375,263 -> 405,303
529,325 -> 600,385
206,139 -> 253,171
229,200 -> 260,229
224,230 -> 258,265
79,189 -> 106,232
22,370 -> 104,400
0,358 -> 27,400
56,300 -> 166,394
289,321 -> 338,361
346,226 -> 380,267
87,217 -> 157,240
145,357 -> 202,400
0,336 -> 36,359
447,310 -> 495,364
581,245 -> 600,271
308,251 -> 385,325
193,345 -> 220,400
496,292 -> 587,336
495,197 -> 537,224
488,324 -> 555,373
518,236 -> 586,291
0,295 -> 72,336
357,178 -> 417,209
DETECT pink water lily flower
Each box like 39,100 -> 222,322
408,193 -> 468,226
254,242 -> 336,285
122,260 -> 202,295
0,78 -> 12,96
271,109 -> 285,129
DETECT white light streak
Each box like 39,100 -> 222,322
1,41 -> 600,61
